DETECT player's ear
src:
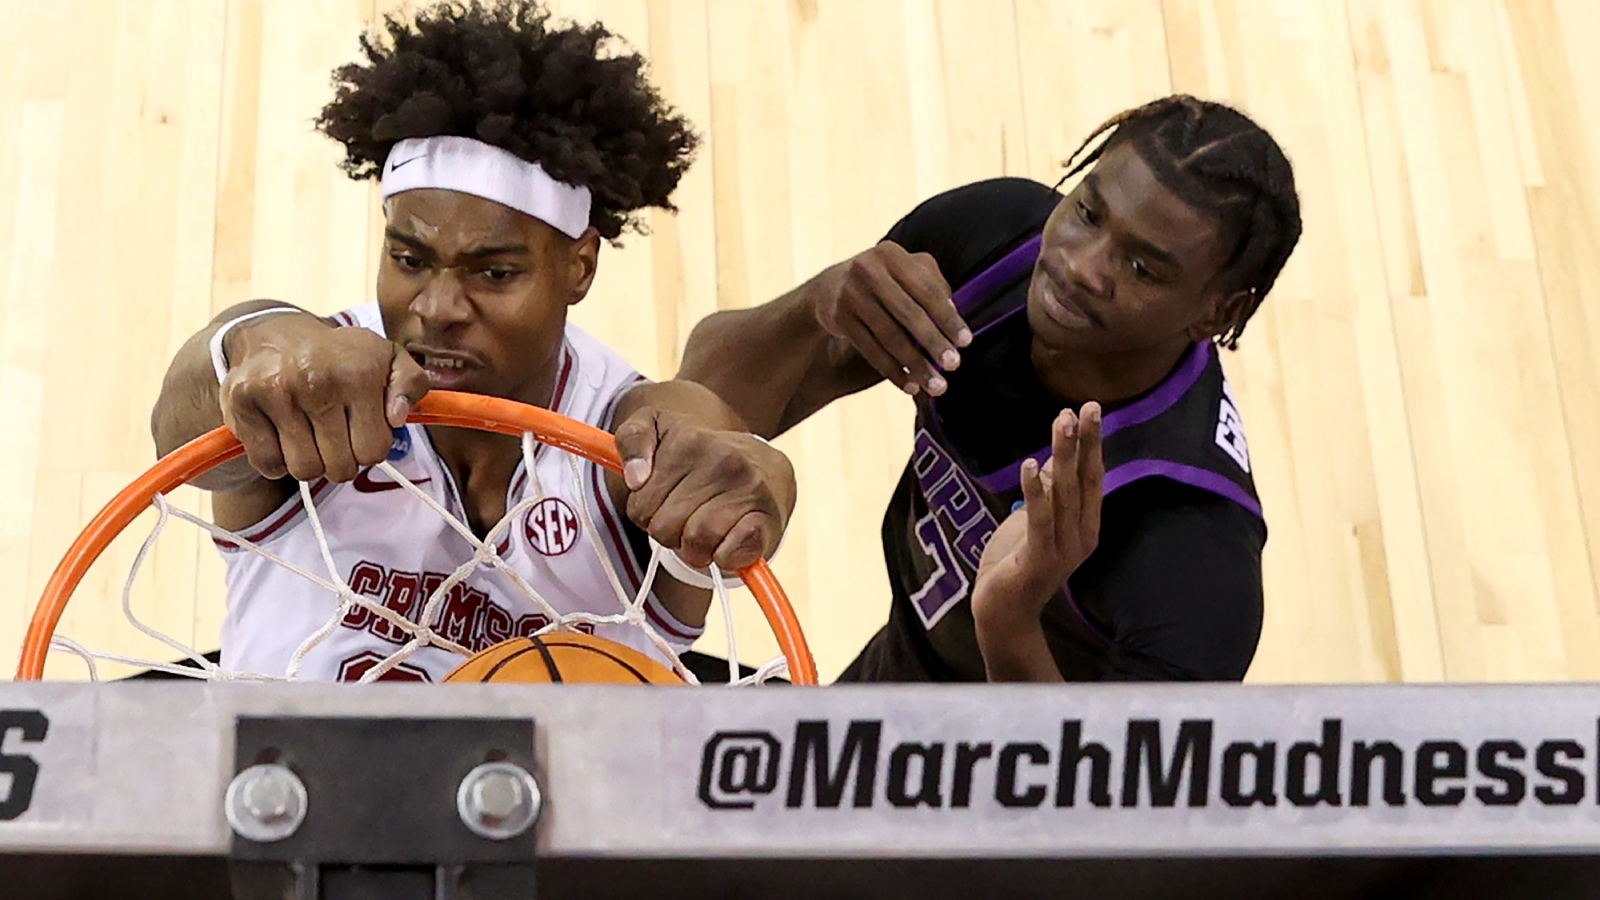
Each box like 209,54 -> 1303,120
1188,286 -> 1254,343
563,227 -> 601,306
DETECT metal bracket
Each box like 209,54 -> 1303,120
225,716 -> 538,900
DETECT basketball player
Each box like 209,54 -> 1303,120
150,1 -> 793,682
681,96 -> 1302,683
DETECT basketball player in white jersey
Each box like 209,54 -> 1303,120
149,1 -> 793,682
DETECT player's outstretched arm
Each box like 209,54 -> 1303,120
972,403 -> 1105,683
610,381 -> 797,626
150,302 -> 429,530
679,241 -> 970,439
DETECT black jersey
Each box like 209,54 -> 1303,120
838,179 -> 1267,683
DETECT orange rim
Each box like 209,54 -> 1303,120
17,391 -> 818,686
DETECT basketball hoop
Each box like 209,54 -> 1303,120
16,391 -> 818,686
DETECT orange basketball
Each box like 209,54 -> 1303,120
444,633 -> 686,685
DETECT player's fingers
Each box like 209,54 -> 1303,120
623,435 -> 693,534
870,254 -> 966,372
612,406 -> 661,491
674,501 -> 754,571
220,387 -> 289,481
633,481 -> 695,557
875,243 -> 971,349
905,253 -> 971,350
1049,409 -> 1083,544
346,391 -> 394,469
852,297 -> 947,395
1077,402 -> 1105,547
636,427 -> 780,562
1020,457 -> 1054,550
385,347 -> 431,428
836,316 -> 921,396
304,403 -> 359,483
711,510 -> 775,571
257,393 -> 324,482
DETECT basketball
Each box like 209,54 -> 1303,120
444,633 -> 686,685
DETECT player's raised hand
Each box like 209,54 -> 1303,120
814,240 -> 971,397
613,406 -> 795,572
219,313 -> 430,483
972,402 -> 1105,628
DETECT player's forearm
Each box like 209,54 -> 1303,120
679,272 -> 879,439
149,300 -> 306,491
974,603 -> 1066,683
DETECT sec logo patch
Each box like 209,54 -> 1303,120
525,497 -> 581,556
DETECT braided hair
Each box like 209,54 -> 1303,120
316,0 -> 698,242
1059,95 -> 1301,349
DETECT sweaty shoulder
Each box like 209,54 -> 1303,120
882,178 -> 1062,289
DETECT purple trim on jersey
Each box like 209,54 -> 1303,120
1104,459 -> 1264,520
952,235 -> 1042,321
1099,341 -> 1212,437
972,341 -> 1212,494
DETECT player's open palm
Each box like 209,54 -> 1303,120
973,403 -> 1105,627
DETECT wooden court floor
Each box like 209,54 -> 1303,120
1,0 -> 1598,683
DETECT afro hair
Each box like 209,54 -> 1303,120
316,0 -> 699,241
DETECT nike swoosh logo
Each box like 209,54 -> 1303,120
388,154 -> 425,173
352,469 -> 432,493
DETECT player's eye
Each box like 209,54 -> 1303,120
477,267 -> 520,284
1075,199 -> 1098,226
390,251 -> 427,273
1130,257 -> 1151,279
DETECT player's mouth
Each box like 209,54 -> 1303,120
1032,261 -> 1100,331
408,346 -> 482,391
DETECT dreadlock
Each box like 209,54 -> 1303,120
1058,95 -> 1301,349
315,0 -> 698,242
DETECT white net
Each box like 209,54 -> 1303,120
47,430 -> 790,687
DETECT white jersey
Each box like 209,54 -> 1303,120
217,303 -> 701,682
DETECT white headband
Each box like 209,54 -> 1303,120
380,136 -> 593,239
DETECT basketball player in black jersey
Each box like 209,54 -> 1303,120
681,96 -> 1302,683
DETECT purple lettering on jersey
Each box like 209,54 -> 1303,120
925,467 -> 986,538
909,513 -> 970,628
952,518 -> 997,574
913,443 -> 952,482
908,429 -> 1000,628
